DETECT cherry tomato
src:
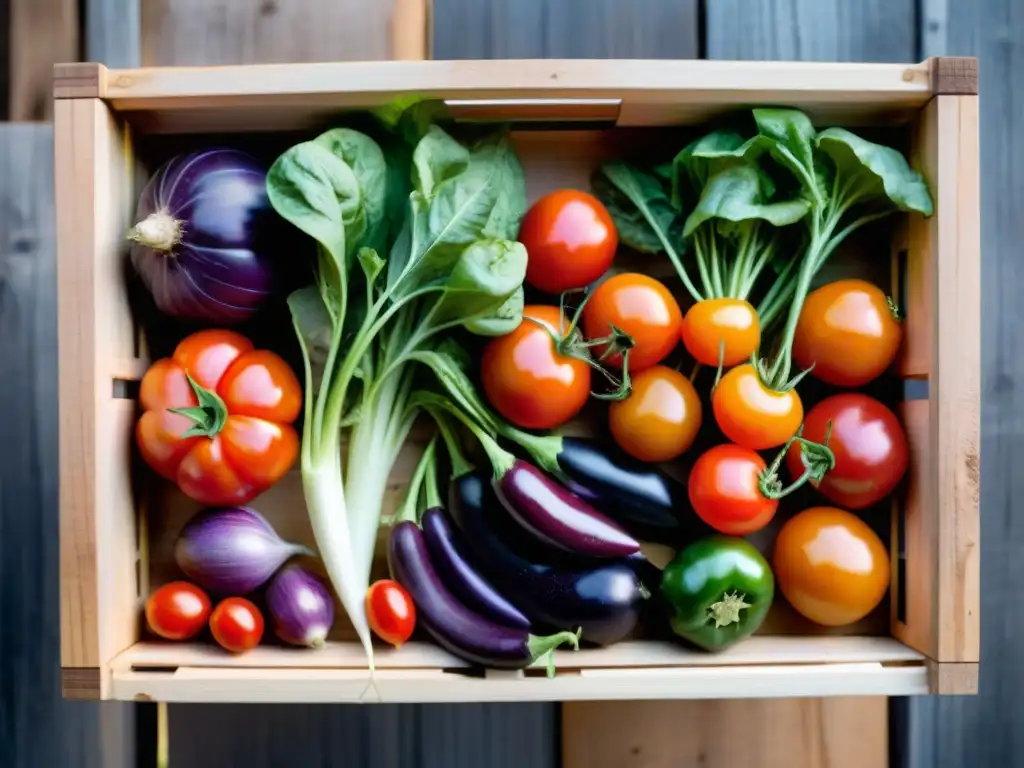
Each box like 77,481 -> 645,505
792,279 -> 903,387
145,581 -> 212,641
136,329 -> 301,506
786,393 -> 908,510
681,298 -> 760,367
608,365 -> 702,462
773,506 -> 890,627
209,597 -> 265,653
366,579 -> 417,648
519,189 -> 618,294
712,363 -> 803,450
687,443 -> 778,535
581,273 -> 682,372
481,305 -> 591,430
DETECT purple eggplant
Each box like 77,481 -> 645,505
449,472 -> 647,647
388,521 -> 579,672
494,459 -> 640,559
548,437 -> 694,539
421,506 -> 531,631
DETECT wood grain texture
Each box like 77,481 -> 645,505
86,0 -> 141,67
704,0 -> 916,62
9,0 -> 79,119
0,125 -> 135,768
433,0 -> 698,59
564,697 -> 888,768
141,0 -> 399,65
55,98 -> 141,689
894,97 -> 981,663
898,0 -> 1024,765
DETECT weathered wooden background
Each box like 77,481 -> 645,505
0,0 -> 1012,766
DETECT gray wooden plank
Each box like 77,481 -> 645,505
433,0 -> 699,59
898,0 -> 1023,764
86,0 -> 141,67
0,126 -> 132,768
705,0 -> 917,62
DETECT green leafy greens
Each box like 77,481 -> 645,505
593,108 -> 933,390
266,112 -> 527,671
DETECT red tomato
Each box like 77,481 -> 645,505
481,305 -> 591,430
209,597 -> 264,653
792,279 -> 903,387
712,363 -> 803,450
608,365 -> 702,462
681,298 -> 760,368
519,189 -> 618,294
773,506 -> 890,626
786,393 -> 908,509
145,581 -> 212,641
136,329 -> 302,506
687,443 -> 778,535
581,273 -> 682,371
366,579 -> 417,648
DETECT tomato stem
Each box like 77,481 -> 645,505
887,295 -> 903,323
168,371 -> 230,439
758,422 -> 836,500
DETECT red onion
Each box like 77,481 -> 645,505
128,148 -> 282,324
173,507 -> 310,596
266,564 -> 336,648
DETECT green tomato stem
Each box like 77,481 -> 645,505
692,230 -> 714,300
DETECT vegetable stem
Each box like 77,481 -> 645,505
128,210 -> 183,252
396,437 -> 437,524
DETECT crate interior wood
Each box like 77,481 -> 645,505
54,57 -> 980,703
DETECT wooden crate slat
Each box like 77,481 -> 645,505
55,98 -> 142,695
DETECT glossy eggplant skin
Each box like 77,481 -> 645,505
495,459 -> 640,559
388,521 -> 538,668
420,506 -> 532,631
449,472 -> 645,646
555,437 -> 689,537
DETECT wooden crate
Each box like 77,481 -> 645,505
54,56 -> 980,703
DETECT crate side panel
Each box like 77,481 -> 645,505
56,98 -> 142,693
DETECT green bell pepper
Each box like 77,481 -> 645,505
660,535 -> 774,652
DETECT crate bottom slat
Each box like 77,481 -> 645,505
112,636 -> 924,672
110,662 -> 929,703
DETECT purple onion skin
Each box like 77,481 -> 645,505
389,521 -> 552,669
173,506 -> 309,596
266,564 -> 335,648
420,506 -> 531,631
130,148 -> 282,324
494,460 -> 640,559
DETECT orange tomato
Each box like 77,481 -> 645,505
481,305 -> 591,430
608,365 -> 702,462
772,506 -> 890,627
581,273 -> 682,372
792,279 -> 903,387
136,329 -> 302,506
145,581 -> 212,641
209,597 -> 265,654
712,363 -> 803,449
519,189 -> 618,294
681,298 -> 760,367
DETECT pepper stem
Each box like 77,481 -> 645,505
167,371 -> 230,439
128,210 -> 184,252
528,627 -> 582,678
707,592 -> 752,628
